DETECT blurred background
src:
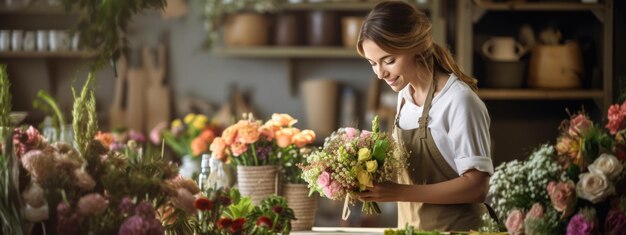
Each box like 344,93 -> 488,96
1,0 -> 625,228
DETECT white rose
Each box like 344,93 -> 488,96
576,172 -> 615,203
588,154 -> 623,180
22,203 -> 49,222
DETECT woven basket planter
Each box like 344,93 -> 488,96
284,183 -> 318,231
236,165 -> 279,205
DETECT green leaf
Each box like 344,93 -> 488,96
372,140 -> 389,162
0,64 -> 10,134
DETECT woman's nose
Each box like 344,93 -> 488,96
375,66 -> 388,79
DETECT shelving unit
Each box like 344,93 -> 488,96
215,47 -> 359,58
477,89 -> 604,100
0,51 -> 98,59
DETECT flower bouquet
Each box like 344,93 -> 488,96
300,116 -> 405,218
485,101 -> 626,235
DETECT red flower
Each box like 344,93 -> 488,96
193,197 -> 212,211
272,205 -> 283,214
220,196 -> 232,206
256,216 -> 273,229
229,218 -> 246,233
216,217 -> 232,230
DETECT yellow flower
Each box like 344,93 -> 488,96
357,169 -> 373,191
358,148 -> 371,162
183,114 -> 196,124
366,160 -> 378,173
192,115 -> 208,130
171,119 -> 182,130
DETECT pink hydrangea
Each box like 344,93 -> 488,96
344,127 -> 358,139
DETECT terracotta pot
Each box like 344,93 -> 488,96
284,184 -> 318,231
274,13 -> 302,46
307,10 -> 339,46
236,165 -> 278,205
224,13 -> 270,47
341,16 -> 365,48
527,42 -> 583,89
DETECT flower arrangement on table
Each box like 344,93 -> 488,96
94,127 -> 146,153
483,101 -> 626,235
300,116 -> 406,217
160,113 -> 219,159
209,113 -> 315,166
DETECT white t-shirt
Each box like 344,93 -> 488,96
396,74 -> 494,176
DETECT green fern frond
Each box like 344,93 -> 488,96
72,72 -> 98,157
0,64 -> 11,136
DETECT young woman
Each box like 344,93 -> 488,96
356,1 -> 494,231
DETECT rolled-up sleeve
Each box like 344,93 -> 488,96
448,91 -> 494,175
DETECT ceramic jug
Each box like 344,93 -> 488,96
482,37 -> 525,61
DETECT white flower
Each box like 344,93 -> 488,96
588,154 -> 623,180
576,172 -> 615,203
22,183 -> 46,208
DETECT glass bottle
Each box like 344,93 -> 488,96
197,153 -> 211,191
207,156 -> 229,190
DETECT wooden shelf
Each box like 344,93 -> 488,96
473,0 -> 604,11
477,89 -> 604,100
0,51 -> 98,59
281,1 -> 429,11
215,47 -> 360,58
0,4 -> 79,15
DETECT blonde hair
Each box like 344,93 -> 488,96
356,1 -> 478,91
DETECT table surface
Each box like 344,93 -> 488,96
291,227 -> 389,235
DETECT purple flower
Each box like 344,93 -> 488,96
134,201 -> 156,218
256,146 -> 271,161
56,202 -> 71,216
57,212 -> 79,235
567,213 -> 596,235
118,196 -> 134,214
605,209 -> 626,235
109,142 -> 125,151
119,214 -> 164,235
128,130 -> 145,143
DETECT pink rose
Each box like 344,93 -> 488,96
568,114 -> 592,137
323,180 -> 342,199
506,209 -> 525,235
547,180 -> 576,218
344,127 -> 358,139
317,171 -> 331,187
77,193 -> 109,216
526,203 -> 544,219
360,130 -> 372,139
606,101 -> 626,135
230,141 -> 248,157
149,122 -> 167,145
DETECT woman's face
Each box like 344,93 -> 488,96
362,39 -> 418,92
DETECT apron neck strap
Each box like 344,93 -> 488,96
418,75 -> 437,138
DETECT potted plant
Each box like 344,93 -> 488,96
197,0 -> 282,48
279,139 -> 318,231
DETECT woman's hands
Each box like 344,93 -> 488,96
358,182 -> 408,202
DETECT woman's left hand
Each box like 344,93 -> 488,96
358,182 -> 407,202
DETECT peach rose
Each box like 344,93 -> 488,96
199,129 -> 215,143
191,137 -> 208,156
276,127 -> 300,148
210,137 -> 227,160
292,130 -> 315,148
236,121 -> 261,144
230,141 -> 248,157
272,113 -> 297,127
221,125 -> 239,145
547,180 -> 576,218
506,209 -> 525,235
259,124 -> 280,141
568,114 -> 592,137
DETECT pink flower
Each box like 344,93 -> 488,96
606,101 -> 626,135
230,141 -> 248,157
344,127 -> 358,139
360,130 -> 372,139
547,180 -> 576,218
506,209 -> 525,235
149,122 -> 167,145
605,209 -> 626,235
568,114 -> 592,137
526,203 -> 545,219
119,215 -> 164,235
323,180 -> 342,198
77,193 -> 109,216
317,171 -> 331,187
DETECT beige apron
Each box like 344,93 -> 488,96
395,77 -> 485,231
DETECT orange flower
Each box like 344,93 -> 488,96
292,129 -> 316,148
272,113 -> 297,127
199,129 -> 215,143
230,141 -> 248,156
221,125 -> 239,145
275,127 -> 300,148
210,137 -> 227,161
94,131 -> 114,147
236,120 -> 261,144
259,123 -> 280,141
191,137 -> 208,156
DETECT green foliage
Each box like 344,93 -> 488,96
580,124 -> 613,165
59,0 -> 167,69
372,139 -> 389,162
0,131 -> 24,235
247,196 -> 295,235
224,196 -> 254,219
72,73 -> 98,158
163,208 -> 197,235
33,90 -> 67,142
0,64 -> 10,135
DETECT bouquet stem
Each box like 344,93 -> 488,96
362,201 -> 381,215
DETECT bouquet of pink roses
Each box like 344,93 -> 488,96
300,116 -> 405,218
